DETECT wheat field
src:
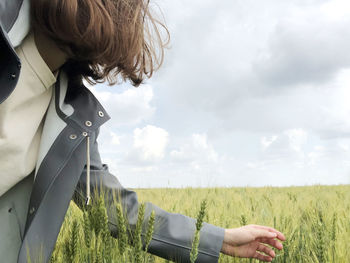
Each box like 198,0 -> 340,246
51,184 -> 350,263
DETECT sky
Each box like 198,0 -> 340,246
88,0 -> 350,188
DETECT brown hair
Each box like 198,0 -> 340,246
31,0 -> 169,86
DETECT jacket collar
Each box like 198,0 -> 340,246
54,66 -> 111,134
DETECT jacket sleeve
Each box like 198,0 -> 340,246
72,128 -> 225,263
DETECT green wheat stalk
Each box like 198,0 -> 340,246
134,203 -> 146,263
145,210 -> 155,253
190,199 -> 207,263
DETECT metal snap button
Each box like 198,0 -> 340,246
17,63 -> 21,69
69,134 -> 77,139
82,132 -> 88,137
85,120 -> 92,127
98,111 -> 104,117
29,207 -> 35,214
10,73 -> 16,79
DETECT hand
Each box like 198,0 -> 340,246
220,224 -> 286,262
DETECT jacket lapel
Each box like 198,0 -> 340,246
18,125 -> 89,263
17,68 -> 110,263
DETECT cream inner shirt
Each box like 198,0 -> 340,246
0,30 -> 57,197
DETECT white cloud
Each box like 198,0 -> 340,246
110,131 -> 120,145
285,129 -> 308,152
170,133 -> 218,164
131,125 -> 169,162
320,0 -> 350,19
307,146 -> 325,166
260,129 -> 307,162
254,17 -> 350,89
131,166 -> 158,173
89,84 -> 155,126
261,135 -> 278,150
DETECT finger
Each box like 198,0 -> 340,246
251,224 -> 286,241
256,237 -> 284,250
250,224 -> 286,241
250,224 -> 285,239
257,243 -> 275,258
254,229 -> 277,239
253,251 -> 273,262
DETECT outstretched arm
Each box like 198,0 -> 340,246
72,128 -> 225,263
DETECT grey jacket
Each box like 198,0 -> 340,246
0,0 -> 225,262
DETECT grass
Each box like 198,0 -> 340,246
47,188 -> 207,263
48,184 -> 350,262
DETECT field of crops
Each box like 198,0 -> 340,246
51,184 -> 350,262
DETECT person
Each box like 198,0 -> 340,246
0,0 -> 286,262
